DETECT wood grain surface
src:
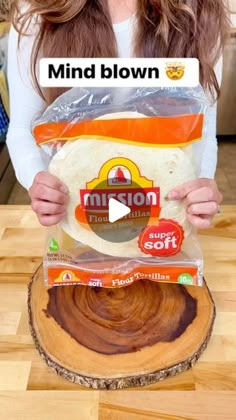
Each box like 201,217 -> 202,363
0,205 -> 236,419
28,267 -> 215,390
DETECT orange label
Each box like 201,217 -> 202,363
47,265 -> 199,287
34,114 -> 204,147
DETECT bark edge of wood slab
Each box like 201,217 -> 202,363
28,265 -> 216,390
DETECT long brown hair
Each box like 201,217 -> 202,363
11,0 -> 230,104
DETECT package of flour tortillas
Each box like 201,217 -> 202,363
33,86 -> 209,288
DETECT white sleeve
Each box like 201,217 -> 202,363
197,57 -> 223,179
6,24 -> 49,190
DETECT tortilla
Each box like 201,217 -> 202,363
49,112 -> 196,257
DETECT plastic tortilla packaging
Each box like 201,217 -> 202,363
33,86 -> 209,288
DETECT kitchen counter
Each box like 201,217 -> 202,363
0,205 -> 236,419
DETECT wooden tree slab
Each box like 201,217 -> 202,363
28,265 -> 215,389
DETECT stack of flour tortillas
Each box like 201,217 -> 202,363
49,112 -> 196,258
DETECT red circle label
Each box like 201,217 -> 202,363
138,219 -> 184,257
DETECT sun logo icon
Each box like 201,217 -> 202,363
166,63 -> 185,81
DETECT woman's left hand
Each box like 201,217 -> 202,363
167,178 -> 223,229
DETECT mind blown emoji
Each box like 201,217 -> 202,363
166,63 -> 185,80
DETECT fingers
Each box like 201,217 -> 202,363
167,178 -> 223,230
37,212 -> 66,227
185,187 -> 222,206
29,171 -> 69,227
187,213 -> 213,229
168,178 -> 223,202
168,179 -> 208,200
29,172 -> 68,204
29,183 -> 68,205
33,171 -> 68,194
187,201 -> 219,216
186,192 -> 220,229
31,200 -> 67,216
31,198 -> 67,226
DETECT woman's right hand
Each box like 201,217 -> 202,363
29,171 -> 69,226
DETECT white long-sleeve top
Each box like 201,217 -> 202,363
7,15 -> 222,190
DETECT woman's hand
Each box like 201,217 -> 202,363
29,171 -> 69,226
167,178 -> 223,229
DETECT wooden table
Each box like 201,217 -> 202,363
0,205 -> 236,419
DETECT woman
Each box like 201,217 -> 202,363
7,0 -> 229,227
